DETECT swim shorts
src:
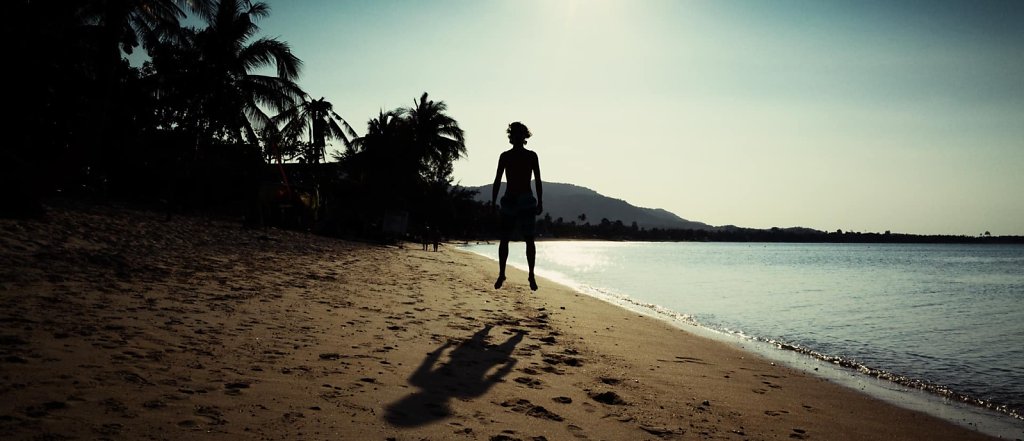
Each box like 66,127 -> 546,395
499,193 -> 537,238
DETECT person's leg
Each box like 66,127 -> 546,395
495,239 -> 509,289
496,208 -> 514,289
525,237 -> 537,291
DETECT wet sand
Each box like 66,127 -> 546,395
0,203 -> 1001,440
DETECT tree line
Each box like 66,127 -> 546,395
7,0 -> 486,242
531,216 -> 1024,244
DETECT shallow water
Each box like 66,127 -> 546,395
464,241 -> 1024,433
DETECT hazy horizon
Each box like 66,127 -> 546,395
250,0 -> 1024,235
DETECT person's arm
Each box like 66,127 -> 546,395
491,154 -> 505,207
533,152 -> 543,215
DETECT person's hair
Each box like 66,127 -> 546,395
507,122 -> 532,143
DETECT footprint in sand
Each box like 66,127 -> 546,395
224,381 -> 250,396
673,356 -> 709,365
514,376 -> 544,389
567,424 -> 588,439
640,425 -> 682,437
94,423 -> 124,436
542,353 -> 583,367
194,405 -> 227,425
589,391 -> 627,406
540,365 -> 565,375
500,398 -> 563,422
488,434 -> 519,441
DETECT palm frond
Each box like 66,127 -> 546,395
331,111 -> 360,139
241,75 -> 303,112
240,38 -> 302,80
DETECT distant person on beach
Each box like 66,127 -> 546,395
491,122 -> 543,291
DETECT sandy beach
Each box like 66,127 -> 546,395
0,203 -> 1002,440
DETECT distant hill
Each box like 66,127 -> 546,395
462,182 -> 714,231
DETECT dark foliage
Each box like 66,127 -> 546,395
6,0 -> 481,242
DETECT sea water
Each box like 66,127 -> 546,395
463,241 -> 1024,438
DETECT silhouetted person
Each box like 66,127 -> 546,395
492,122 -> 543,291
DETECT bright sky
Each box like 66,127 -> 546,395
254,0 -> 1024,235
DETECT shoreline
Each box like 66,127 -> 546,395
462,243 -> 1024,439
0,204 -> 1013,440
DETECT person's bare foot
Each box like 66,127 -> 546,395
494,275 -> 506,289
528,276 -> 538,291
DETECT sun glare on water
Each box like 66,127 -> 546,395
538,241 -> 621,273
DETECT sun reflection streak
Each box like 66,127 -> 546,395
538,241 -> 630,273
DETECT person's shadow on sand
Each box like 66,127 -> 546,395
385,325 -> 525,427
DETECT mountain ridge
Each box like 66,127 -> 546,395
461,181 -> 715,231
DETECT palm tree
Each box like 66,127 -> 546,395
275,97 -> 358,164
403,92 -> 466,185
188,0 -> 304,146
79,0 -> 216,125
79,0 -> 212,55
339,109 -> 412,215
348,109 -> 410,170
